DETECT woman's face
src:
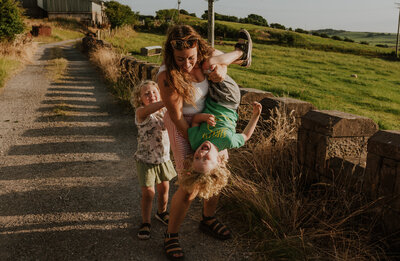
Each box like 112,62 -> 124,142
173,47 -> 198,73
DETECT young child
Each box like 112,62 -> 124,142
130,80 -> 177,240
180,29 -> 262,199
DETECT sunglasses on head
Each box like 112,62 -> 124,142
170,38 -> 198,50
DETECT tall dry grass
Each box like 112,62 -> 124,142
88,45 -> 132,107
223,108 -> 387,260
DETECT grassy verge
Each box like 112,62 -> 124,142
224,110 -> 387,260
46,47 -> 68,81
0,57 -> 20,88
106,29 -> 400,129
25,18 -> 85,43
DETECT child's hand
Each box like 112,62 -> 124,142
252,102 -> 262,116
202,60 -> 216,74
206,114 -> 216,127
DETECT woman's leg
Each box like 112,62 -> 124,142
156,181 -> 169,214
141,186 -> 155,223
202,194 -> 231,238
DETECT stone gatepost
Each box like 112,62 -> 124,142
298,110 -> 378,183
259,97 -> 316,126
364,130 -> 400,233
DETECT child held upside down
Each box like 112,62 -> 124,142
179,29 -> 262,199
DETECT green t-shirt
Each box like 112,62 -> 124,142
188,97 -> 245,151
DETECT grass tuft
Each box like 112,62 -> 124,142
223,108 -> 387,260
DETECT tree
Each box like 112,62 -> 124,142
104,1 -> 138,29
0,0 -> 25,41
156,9 -> 179,23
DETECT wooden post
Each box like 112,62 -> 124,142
396,5 -> 400,58
208,0 -> 215,47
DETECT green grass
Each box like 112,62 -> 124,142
0,57 -> 20,88
108,25 -> 400,130
34,27 -> 84,43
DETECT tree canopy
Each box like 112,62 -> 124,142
104,1 -> 138,29
0,0 -> 25,41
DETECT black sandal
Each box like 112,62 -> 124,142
155,211 -> 169,225
137,223 -> 151,240
199,215 -> 232,240
164,232 -> 184,261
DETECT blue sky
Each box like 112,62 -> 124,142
117,0 -> 400,33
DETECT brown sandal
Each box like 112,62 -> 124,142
199,215 -> 232,240
164,232 -> 184,260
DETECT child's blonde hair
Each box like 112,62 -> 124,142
130,80 -> 159,108
179,155 -> 230,199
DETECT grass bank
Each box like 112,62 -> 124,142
0,57 -> 20,89
104,28 -> 400,129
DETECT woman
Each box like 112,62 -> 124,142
157,25 -> 231,261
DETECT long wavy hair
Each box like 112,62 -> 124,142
163,25 -> 214,105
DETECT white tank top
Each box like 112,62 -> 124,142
157,65 -> 209,114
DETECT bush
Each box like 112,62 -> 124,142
320,33 -> 330,38
376,44 -> 388,48
0,0 -> 25,41
344,37 -> 354,43
270,23 -> 286,30
295,28 -> 309,34
360,41 -> 369,45
331,35 -> 343,41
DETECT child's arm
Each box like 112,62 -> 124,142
136,101 -> 164,123
191,113 -> 216,127
241,102 -> 262,142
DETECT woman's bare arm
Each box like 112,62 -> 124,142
158,71 -> 190,139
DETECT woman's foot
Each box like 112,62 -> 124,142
199,215 -> 232,240
234,29 -> 252,68
137,223 -> 151,240
164,232 -> 184,260
155,210 -> 169,225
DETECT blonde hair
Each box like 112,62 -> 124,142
130,80 -> 159,108
179,155 -> 231,199
163,25 -> 214,106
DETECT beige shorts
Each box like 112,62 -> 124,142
136,160 -> 177,187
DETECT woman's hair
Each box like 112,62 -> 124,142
130,80 -> 159,108
179,154 -> 230,199
163,25 -> 214,105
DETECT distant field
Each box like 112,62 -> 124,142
314,29 -> 397,47
106,26 -> 400,130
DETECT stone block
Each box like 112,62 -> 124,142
378,158 -> 397,197
240,88 -> 274,104
140,46 -> 162,56
368,130 -> 400,161
325,157 -> 365,189
301,110 -> 378,137
260,97 -> 316,119
146,64 -> 160,81
364,152 -> 382,198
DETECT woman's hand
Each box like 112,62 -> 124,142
208,64 -> 227,83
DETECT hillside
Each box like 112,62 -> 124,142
104,19 -> 400,130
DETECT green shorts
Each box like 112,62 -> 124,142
136,160 -> 177,187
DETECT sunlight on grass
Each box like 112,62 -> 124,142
0,57 -> 21,88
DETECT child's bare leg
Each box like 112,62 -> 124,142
141,186 -> 155,223
208,49 -> 243,67
156,181 -> 169,213
167,186 -> 198,233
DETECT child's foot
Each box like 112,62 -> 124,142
234,29 -> 252,68
155,211 -> 169,225
138,223 -> 151,240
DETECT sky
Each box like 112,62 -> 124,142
117,0 -> 400,33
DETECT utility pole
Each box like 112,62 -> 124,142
207,0 -> 215,47
396,3 -> 400,58
177,0 -> 181,22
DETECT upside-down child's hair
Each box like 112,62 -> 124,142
179,154 -> 231,199
130,80 -> 159,108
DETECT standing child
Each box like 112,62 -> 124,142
130,80 -> 177,240
180,29 -> 262,200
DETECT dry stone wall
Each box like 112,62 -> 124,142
81,36 -> 400,235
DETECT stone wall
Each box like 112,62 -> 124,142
81,38 -> 400,235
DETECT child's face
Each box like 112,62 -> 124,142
192,141 -> 219,173
140,84 -> 160,106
